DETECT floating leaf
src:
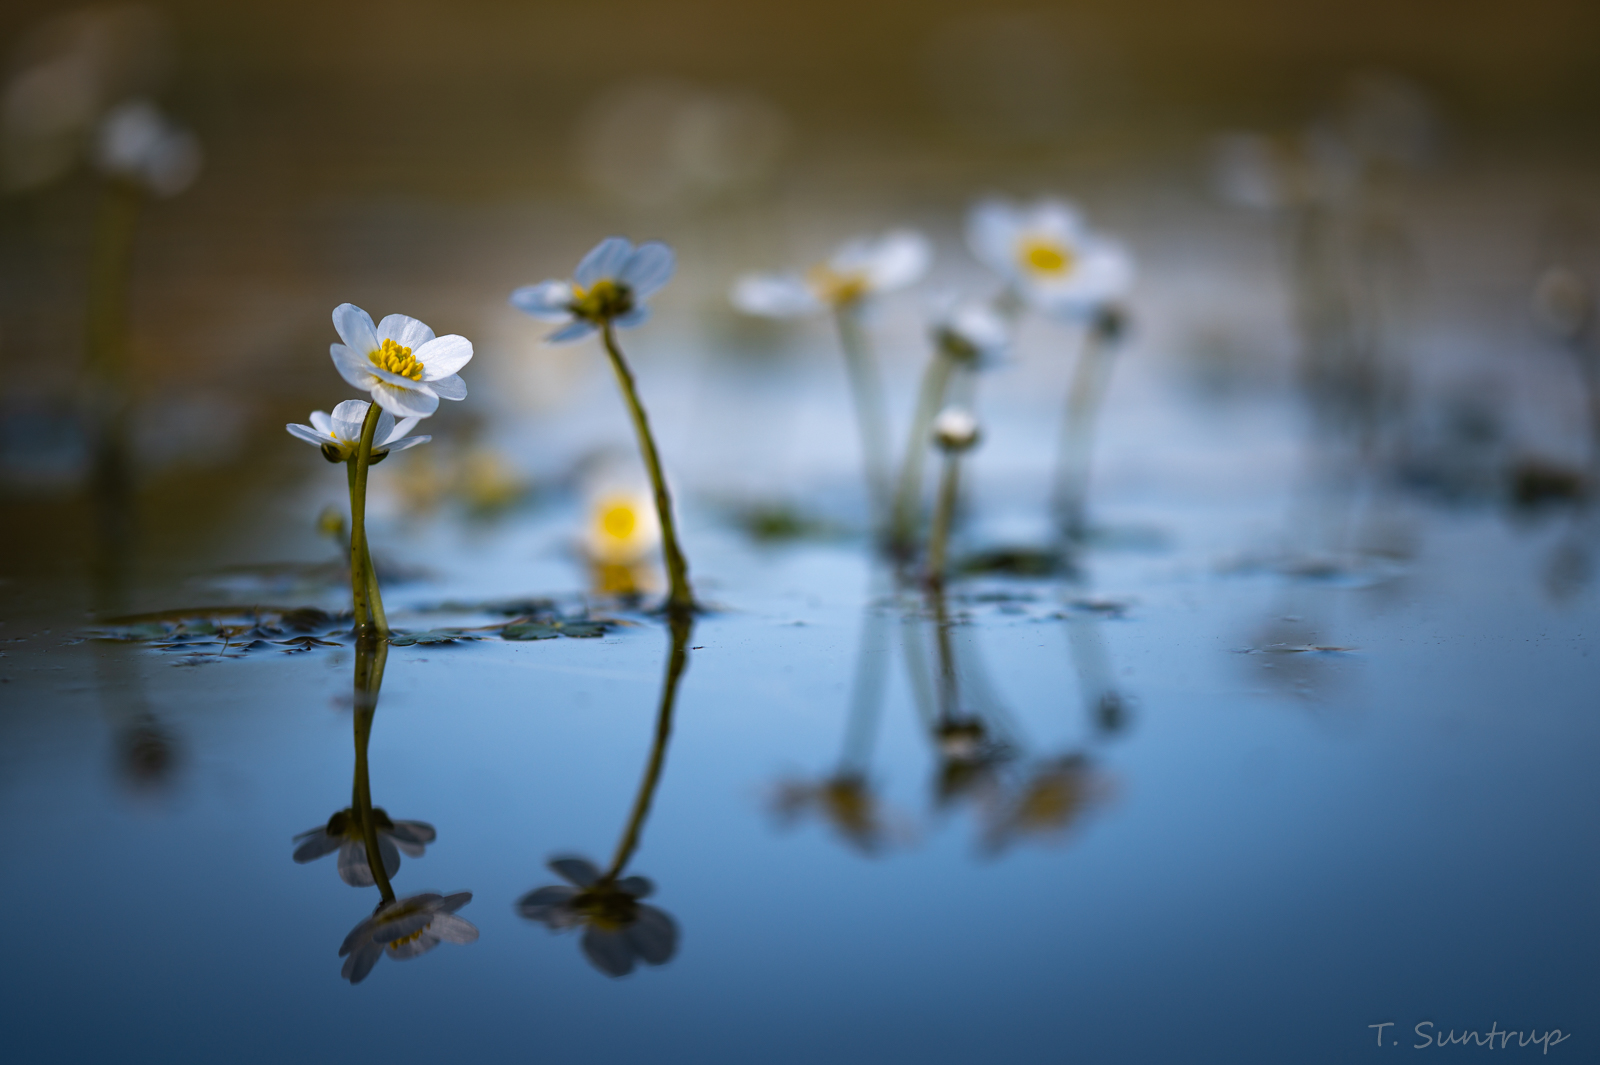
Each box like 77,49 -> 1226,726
387,628 -> 484,647
501,622 -> 561,641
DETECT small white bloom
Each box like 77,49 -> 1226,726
966,198 -> 1132,318
286,399 -> 430,463
510,237 -> 675,345
932,406 -> 981,452
329,304 -> 473,419
730,229 -> 931,318
586,487 -> 661,566
339,891 -> 478,984
94,99 -> 201,197
931,299 -> 1010,366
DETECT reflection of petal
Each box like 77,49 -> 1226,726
516,884 -> 579,923
613,875 -> 653,899
386,933 -> 443,961
387,820 -> 437,846
337,841 -> 376,887
292,830 -> 342,863
581,926 -> 636,977
429,913 -> 480,944
378,835 -> 401,878
549,857 -> 601,887
341,941 -> 383,984
627,904 -> 678,966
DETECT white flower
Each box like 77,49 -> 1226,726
730,229 -> 931,318
286,399 -> 430,463
510,237 -> 676,344
291,807 -> 436,886
329,304 -> 473,419
932,406 -> 981,452
94,98 -> 201,197
586,488 -> 661,565
339,891 -> 478,984
931,299 -> 1010,366
966,198 -> 1132,317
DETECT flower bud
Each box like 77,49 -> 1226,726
932,407 -> 981,452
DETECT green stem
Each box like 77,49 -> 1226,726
351,634 -> 396,903
599,322 -> 695,617
1052,315 -> 1118,544
832,303 -> 893,531
888,350 -> 955,558
604,614 -> 693,880
926,451 -> 962,590
348,404 -> 388,636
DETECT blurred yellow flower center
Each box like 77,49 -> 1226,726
371,338 -> 424,381
571,279 -> 633,321
387,925 -> 427,949
1019,238 -> 1073,275
601,504 -> 637,540
808,265 -> 869,305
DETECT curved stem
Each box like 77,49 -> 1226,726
926,452 -> 962,590
351,635 -> 395,903
604,614 -> 693,880
832,303 -> 893,531
888,350 -> 955,558
348,404 -> 388,637
599,323 -> 695,617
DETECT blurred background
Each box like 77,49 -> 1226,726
2,0 -> 1599,606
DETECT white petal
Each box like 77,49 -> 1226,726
546,319 -> 597,344
730,274 -> 820,317
619,242 -> 675,299
575,237 -> 633,287
333,304 -> 378,356
309,410 -> 335,435
384,416 -> 421,444
862,229 -> 931,292
367,363 -> 429,390
371,381 -> 439,419
612,306 -> 650,330
427,373 -> 467,400
331,344 -> 380,390
966,199 -> 1021,276
377,314 -> 435,351
329,400 -> 370,425
429,913 -> 479,944
382,434 -> 430,453
1026,198 -> 1086,242
415,334 -> 472,379
510,281 -> 575,321
286,423 -> 329,447
375,408 -> 397,443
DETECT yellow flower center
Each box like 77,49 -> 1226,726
571,279 -> 634,322
600,503 -> 637,540
807,265 -> 869,306
370,338 -> 424,381
1019,237 -> 1073,276
387,925 -> 428,949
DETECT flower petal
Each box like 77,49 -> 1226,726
612,306 -> 650,330
614,875 -> 654,899
510,280 -> 575,321
382,434 -> 431,453
436,891 -> 473,915
333,304 -> 378,356
337,841 -> 376,887
619,241 -> 675,299
382,416 -> 420,445
546,319 -> 597,345
286,423 -> 330,448
341,941 -> 383,984
575,237 -> 634,287
548,857 -> 601,887
309,410 -> 335,435
426,373 -> 467,401
377,314 -> 435,351
966,198 -> 1019,275
861,229 -> 931,292
517,885 -> 578,923
370,381 -> 440,419
730,274 -> 820,318
415,334 -> 472,379
581,926 -> 637,977
292,829 -> 342,862
331,344 -> 381,391
627,904 -> 679,966
429,913 -> 479,944
387,820 -> 437,846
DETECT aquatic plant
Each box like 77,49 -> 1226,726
512,238 -> 696,616
293,807 -> 436,888
340,890 -> 479,985
925,407 -> 982,589
732,229 -> 932,528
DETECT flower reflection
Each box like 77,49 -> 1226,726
293,807 -> 436,887
340,891 -> 478,985
981,754 -> 1108,854
966,198 -> 1132,318
517,858 -> 678,978
772,772 -> 890,855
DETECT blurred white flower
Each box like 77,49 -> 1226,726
931,299 -> 1010,366
329,304 -> 473,420
586,487 -> 661,566
510,237 -> 675,344
292,807 -> 436,887
517,857 -> 678,978
339,891 -> 477,984
94,98 -> 199,196
286,399 -> 429,464
731,229 -> 931,318
966,198 -> 1132,317
932,406 -> 981,452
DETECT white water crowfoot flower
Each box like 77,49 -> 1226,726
330,304 -> 473,419
340,891 -> 477,985
932,299 -> 1011,367
517,857 -> 679,978
510,237 -> 675,344
292,807 -> 436,887
967,198 -> 1132,319
730,229 -> 931,317
286,400 -> 429,465
95,99 -> 202,198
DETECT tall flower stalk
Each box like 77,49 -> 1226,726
925,408 -> 982,589
1052,307 -> 1126,544
513,238 -> 695,616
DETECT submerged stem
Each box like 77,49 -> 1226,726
604,614 -> 693,881
351,635 -> 395,903
599,322 -> 695,617
888,350 -> 956,558
348,404 -> 388,637
832,303 -> 893,531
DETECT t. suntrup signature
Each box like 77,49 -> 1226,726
1368,1022 -> 1572,1053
